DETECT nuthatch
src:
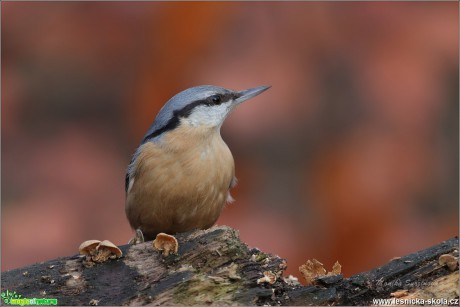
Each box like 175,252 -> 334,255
125,85 -> 271,243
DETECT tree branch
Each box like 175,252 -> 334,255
1,226 -> 458,306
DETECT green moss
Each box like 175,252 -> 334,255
170,228 -> 251,305
173,273 -> 243,305
255,253 -> 269,262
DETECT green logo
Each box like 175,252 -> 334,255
1,290 -> 58,306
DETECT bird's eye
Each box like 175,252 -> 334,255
211,95 -> 221,104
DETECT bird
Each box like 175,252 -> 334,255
125,85 -> 271,243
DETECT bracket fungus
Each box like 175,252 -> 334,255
299,259 -> 342,286
78,239 -> 122,263
79,240 -> 101,257
438,254 -> 458,271
153,233 -> 179,256
94,240 -> 123,262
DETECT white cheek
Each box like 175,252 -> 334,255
185,104 -> 231,127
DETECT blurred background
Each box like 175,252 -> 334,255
2,2 -> 458,279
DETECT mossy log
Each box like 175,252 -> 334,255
1,226 -> 458,306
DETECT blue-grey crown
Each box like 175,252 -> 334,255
142,85 -> 234,143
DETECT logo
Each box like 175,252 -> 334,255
1,290 -> 58,306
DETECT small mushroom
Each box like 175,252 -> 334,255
153,233 -> 178,256
439,254 -> 458,271
93,240 -> 122,262
79,240 -> 101,256
257,271 -> 277,284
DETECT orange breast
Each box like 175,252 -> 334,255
125,126 -> 235,239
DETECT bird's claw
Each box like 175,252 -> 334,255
128,228 -> 145,245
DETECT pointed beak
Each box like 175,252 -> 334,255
234,85 -> 271,105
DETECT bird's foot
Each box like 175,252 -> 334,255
153,233 -> 179,256
128,228 -> 145,245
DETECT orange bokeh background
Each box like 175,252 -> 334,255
2,2 -> 458,280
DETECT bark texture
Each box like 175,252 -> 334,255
1,226 -> 458,306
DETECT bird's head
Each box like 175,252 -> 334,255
142,85 -> 271,142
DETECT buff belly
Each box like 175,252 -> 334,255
125,135 -> 235,239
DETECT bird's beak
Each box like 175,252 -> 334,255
234,85 -> 271,105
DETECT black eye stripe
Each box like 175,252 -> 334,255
205,93 -> 238,106
211,95 -> 221,104
141,92 -> 240,143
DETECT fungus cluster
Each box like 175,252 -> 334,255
298,259 -> 342,286
79,240 -> 122,263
